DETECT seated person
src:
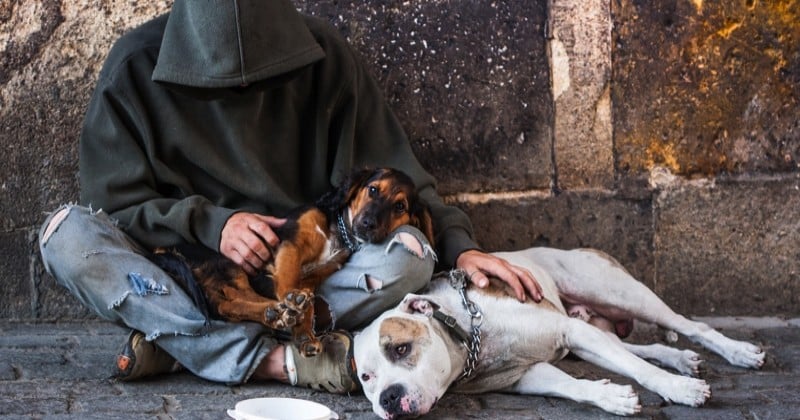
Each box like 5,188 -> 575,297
38,0 -> 541,393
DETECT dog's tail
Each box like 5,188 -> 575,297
149,248 -> 213,329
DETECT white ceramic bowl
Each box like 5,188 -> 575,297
227,397 -> 339,420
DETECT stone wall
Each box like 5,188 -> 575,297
1,0 -> 798,320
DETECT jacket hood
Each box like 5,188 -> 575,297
152,0 -> 325,88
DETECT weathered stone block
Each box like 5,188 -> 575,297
1,2 -> 170,230
0,231 -> 33,319
0,87 -> 81,232
300,0 -> 553,194
613,0 -> 800,177
456,191 -> 654,288
654,177 -> 800,315
36,267 -> 94,321
550,0 -> 614,189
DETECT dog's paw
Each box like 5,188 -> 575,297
298,338 -> 323,357
590,380 -> 641,416
659,376 -> 711,407
284,290 -> 312,310
567,304 -> 594,322
409,298 -> 433,315
264,290 -> 314,329
724,340 -> 766,369
265,305 -> 299,329
666,349 -> 703,377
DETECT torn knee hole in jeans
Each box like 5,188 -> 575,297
385,232 -> 437,260
365,275 -> 383,291
41,205 -> 115,245
41,207 -> 71,244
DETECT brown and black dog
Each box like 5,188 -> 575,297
152,168 -> 434,356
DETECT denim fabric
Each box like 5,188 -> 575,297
38,205 -> 436,384
318,225 -> 436,330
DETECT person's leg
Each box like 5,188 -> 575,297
317,225 -> 437,331
38,205 -> 277,384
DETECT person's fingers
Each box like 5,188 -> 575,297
242,226 -> 273,263
511,265 -> 543,302
468,268 -> 490,288
223,245 -> 257,276
456,250 -> 544,302
459,252 -> 519,299
239,236 -> 272,271
221,213 -> 286,273
251,215 -> 285,249
260,214 -> 287,229
496,265 -> 526,302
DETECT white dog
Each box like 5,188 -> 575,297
354,248 -> 765,418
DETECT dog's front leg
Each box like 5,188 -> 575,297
298,249 -> 351,290
563,318 -> 711,407
510,362 -> 641,416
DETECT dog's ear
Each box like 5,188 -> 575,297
409,199 -> 435,245
316,168 -> 378,215
342,167 -> 380,203
399,293 -> 439,316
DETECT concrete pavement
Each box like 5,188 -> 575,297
1,318 -> 798,419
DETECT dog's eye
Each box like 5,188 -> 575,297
368,186 -> 378,197
394,343 -> 409,357
383,342 -> 412,361
361,373 -> 372,382
394,202 -> 406,214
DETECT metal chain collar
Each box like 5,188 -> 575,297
337,212 -> 359,253
447,269 -> 483,383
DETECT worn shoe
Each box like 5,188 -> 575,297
113,330 -> 182,381
285,330 -> 359,394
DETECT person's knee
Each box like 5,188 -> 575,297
39,206 -> 73,246
38,205 -> 124,277
40,205 -> 83,274
366,225 -> 436,294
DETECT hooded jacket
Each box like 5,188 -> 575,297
79,0 -> 477,267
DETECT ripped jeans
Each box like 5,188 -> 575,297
38,205 -> 436,384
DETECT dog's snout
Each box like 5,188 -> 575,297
360,216 -> 377,231
380,383 -> 406,413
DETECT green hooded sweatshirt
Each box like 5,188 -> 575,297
79,0 -> 477,267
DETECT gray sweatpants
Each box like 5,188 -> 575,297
38,205 -> 436,384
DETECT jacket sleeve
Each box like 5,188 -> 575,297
78,74 -> 235,251
329,49 -> 481,268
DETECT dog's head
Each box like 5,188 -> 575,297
354,294 -> 459,419
318,167 -> 434,244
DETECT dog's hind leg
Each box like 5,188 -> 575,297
562,317 -> 711,407
200,267 -> 311,330
618,340 -> 703,377
515,248 -> 765,369
510,362 -> 641,416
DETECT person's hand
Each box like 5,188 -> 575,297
456,249 -> 543,302
220,212 -> 286,275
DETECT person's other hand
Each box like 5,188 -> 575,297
455,249 -> 543,302
220,212 -> 286,275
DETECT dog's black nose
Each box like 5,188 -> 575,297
360,216 -> 376,231
379,383 -> 406,413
